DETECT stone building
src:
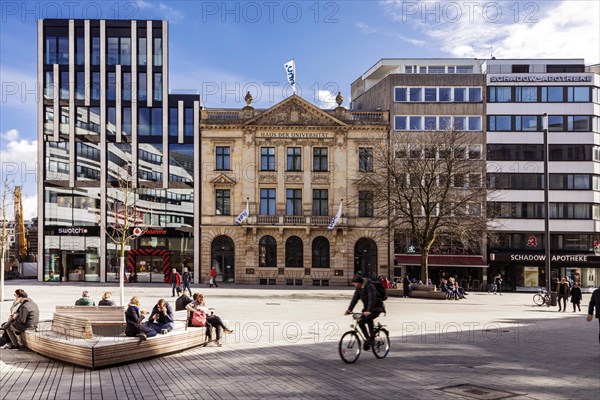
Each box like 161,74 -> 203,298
199,94 -> 389,285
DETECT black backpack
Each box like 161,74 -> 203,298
368,279 -> 388,301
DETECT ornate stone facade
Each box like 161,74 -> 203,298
200,95 -> 390,286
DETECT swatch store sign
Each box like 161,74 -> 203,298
53,227 -> 99,236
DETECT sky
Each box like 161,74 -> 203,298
1,0 -> 599,220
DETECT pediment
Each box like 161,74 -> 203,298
244,95 -> 346,127
210,173 -> 237,185
354,175 -> 378,187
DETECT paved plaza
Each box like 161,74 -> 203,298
0,280 -> 599,400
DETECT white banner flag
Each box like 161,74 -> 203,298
284,59 -> 296,93
234,200 -> 249,225
327,201 -> 343,230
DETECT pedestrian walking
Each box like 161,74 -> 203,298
182,266 -> 192,295
169,268 -> 182,297
586,287 -> 600,343
570,283 -> 582,312
1,289 -> 39,350
210,266 -> 219,288
556,277 -> 571,312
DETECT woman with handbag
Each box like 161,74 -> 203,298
185,293 -> 232,346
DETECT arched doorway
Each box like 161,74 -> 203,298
312,236 -> 330,268
285,236 -> 303,267
259,235 -> 277,268
354,238 -> 378,279
211,236 -> 235,283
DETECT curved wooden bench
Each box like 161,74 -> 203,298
408,290 -> 449,300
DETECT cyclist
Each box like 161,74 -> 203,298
345,274 -> 385,351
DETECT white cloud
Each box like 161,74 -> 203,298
357,22 -> 377,34
22,193 -> 37,221
1,129 -> 19,141
382,0 -> 600,64
316,89 -> 339,109
159,3 -> 185,22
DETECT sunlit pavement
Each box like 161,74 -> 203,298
1,280 -> 599,400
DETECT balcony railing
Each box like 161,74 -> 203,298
238,215 -> 342,226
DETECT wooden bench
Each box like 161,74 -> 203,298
408,285 -> 449,300
23,308 -> 207,369
55,306 -> 125,335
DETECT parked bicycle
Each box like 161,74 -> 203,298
533,289 -> 551,306
338,313 -> 390,363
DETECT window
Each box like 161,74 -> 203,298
424,87 -> 436,101
424,116 -> 437,130
439,116 -> 452,130
548,115 -> 564,131
453,116 -> 465,131
456,66 -> 473,73
549,145 -> 593,161
568,116 -> 590,131
312,189 -> 328,216
313,147 -> 328,171
75,107 -> 100,135
487,173 -> 544,190
285,236 -> 303,267
107,37 -> 119,65
286,189 -> 302,216
359,148 -> 373,172
468,116 -> 481,131
512,64 -> 529,73
60,71 -> 69,100
76,72 -> 84,100
409,116 -> 422,130
542,87 -> 563,102
454,88 -> 466,102
169,108 -> 178,136
428,66 -> 445,73
469,174 -> 482,188
394,116 -> 407,130
107,107 -> 116,136
138,37 -> 147,66
153,73 -> 162,101
216,146 -> 230,170
138,108 -> 150,135
259,236 -> 277,268
469,146 -> 482,160
75,35 -> 84,65
261,147 -> 275,171
184,108 -> 194,136
549,174 -> 591,190
468,88 -> 482,102
57,36 -> 68,64
122,107 -> 131,136
153,37 -> 162,66
122,72 -> 131,101
260,188 -> 276,215
549,203 -> 591,219
312,237 -> 330,268
488,144 -> 543,161
91,36 -> 100,65
453,174 -> 466,188
516,87 -> 537,102
215,189 -> 230,215
454,146 -> 467,159
409,88 -> 422,102
567,87 -> 590,102
358,191 -> 373,217
45,35 -> 57,64
44,71 -> 54,100
439,88 -> 451,101
516,115 -> 538,131
151,108 -> 162,135
489,87 -> 512,102
394,87 -> 407,102
91,72 -> 100,100
138,73 -> 147,101
107,72 -> 116,101
287,147 -> 302,171
488,115 -> 512,131
120,37 -> 131,65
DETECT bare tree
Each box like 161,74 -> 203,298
0,179 -> 14,302
369,129 -> 491,283
104,163 -> 152,306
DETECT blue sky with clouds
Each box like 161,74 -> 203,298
1,0 -> 599,219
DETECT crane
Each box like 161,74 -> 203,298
13,186 -> 27,261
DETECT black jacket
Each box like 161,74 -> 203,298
588,288 -> 600,318
182,271 -> 191,284
175,295 -> 193,311
125,305 -> 145,336
13,298 -> 39,331
570,287 -> 582,303
348,279 -> 384,313
149,303 -> 173,325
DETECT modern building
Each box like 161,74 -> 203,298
352,57 -> 600,291
38,19 -> 200,283
199,94 -> 389,285
484,58 -> 600,292
351,59 -> 489,287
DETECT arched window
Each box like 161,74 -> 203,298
285,236 -> 303,267
312,236 -> 330,268
259,235 -> 277,268
354,238 -> 377,278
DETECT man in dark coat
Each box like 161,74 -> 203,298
3,289 -> 39,350
345,275 -> 385,350
586,287 -> 600,343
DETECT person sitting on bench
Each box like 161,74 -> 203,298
147,299 -> 174,333
125,296 -> 156,341
186,293 -> 233,347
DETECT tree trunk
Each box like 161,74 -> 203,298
420,248 -> 430,284
119,254 -> 125,307
0,252 -> 5,302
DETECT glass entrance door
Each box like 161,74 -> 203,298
135,255 -> 164,282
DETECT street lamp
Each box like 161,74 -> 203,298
542,113 -> 553,301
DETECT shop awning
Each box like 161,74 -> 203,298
395,255 -> 488,268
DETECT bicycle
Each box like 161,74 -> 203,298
338,313 -> 390,363
533,289 -> 551,306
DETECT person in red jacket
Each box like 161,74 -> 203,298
210,266 -> 219,288
169,268 -> 182,297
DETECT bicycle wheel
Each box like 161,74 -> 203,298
533,294 -> 544,306
372,328 -> 390,359
339,331 -> 361,363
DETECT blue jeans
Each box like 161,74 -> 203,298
182,282 -> 192,294
147,321 -> 174,332
171,282 -> 178,296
